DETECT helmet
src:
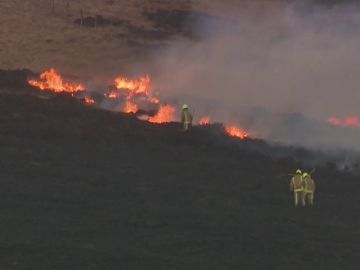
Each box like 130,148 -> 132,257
296,169 -> 302,174
302,172 -> 309,178
182,104 -> 189,109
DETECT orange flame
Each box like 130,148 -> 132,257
123,101 -> 138,114
104,91 -> 119,99
106,75 -> 161,115
149,97 -> 160,104
115,75 -> 150,95
327,116 -> 360,128
28,68 -> 84,93
148,105 -> 175,124
225,125 -> 249,139
199,117 -> 211,125
84,96 -> 96,105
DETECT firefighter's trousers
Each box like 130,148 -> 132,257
293,191 -> 302,207
183,122 -> 191,131
301,192 -> 314,206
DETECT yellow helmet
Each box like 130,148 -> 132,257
182,104 -> 189,109
302,172 -> 309,178
296,169 -> 302,174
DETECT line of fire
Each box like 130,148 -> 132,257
28,68 -> 359,140
27,68 -> 250,139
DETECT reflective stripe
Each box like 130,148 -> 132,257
294,188 -> 303,192
183,111 -> 191,124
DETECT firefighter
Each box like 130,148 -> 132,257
301,172 -> 316,207
181,104 -> 193,131
290,169 -> 303,207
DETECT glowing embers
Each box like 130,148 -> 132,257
327,116 -> 360,128
28,68 -> 84,94
84,96 -> 96,105
199,117 -> 211,125
225,125 -> 249,139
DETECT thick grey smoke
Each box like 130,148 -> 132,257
150,1 -> 360,150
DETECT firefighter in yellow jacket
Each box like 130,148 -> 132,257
301,172 -> 316,206
290,169 -> 303,207
181,104 -> 193,131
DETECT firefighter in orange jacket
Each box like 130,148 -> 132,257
181,104 -> 193,131
301,172 -> 316,206
290,169 -> 303,207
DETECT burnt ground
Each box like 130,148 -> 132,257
0,76 -> 359,269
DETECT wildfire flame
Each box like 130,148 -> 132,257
123,101 -> 138,114
327,116 -> 360,128
104,91 -> 119,99
26,68 -> 258,137
115,75 -> 151,96
106,75 -> 162,115
148,105 -> 175,124
327,117 -> 341,126
149,97 -> 160,104
199,117 -> 211,125
28,68 -> 85,93
84,96 -> 96,105
225,125 -> 249,139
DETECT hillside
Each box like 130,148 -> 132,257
1,0 -> 360,268
0,75 -> 359,269
0,0 -> 219,76
0,0 -> 353,76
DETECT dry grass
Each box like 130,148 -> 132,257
0,0 -> 284,77
0,0 -> 200,77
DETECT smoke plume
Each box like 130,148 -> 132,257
150,1 -> 360,150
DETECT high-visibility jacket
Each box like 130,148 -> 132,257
181,109 -> 193,124
302,177 -> 316,193
290,175 -> 303,192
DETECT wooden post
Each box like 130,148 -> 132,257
80,8 -> 84,26
66,0 -> 70,16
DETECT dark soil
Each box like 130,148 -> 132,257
0,69 -> 35,93
0,73 -> 359,269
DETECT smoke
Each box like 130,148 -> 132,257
149,1 -> 360,150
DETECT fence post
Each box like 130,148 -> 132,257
66,0 -> 70,16
51,0 -> 55,13
80,8 -> 84,26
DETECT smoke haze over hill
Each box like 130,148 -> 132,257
150,1 -> 360,150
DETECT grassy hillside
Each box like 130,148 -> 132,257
0,78 -> 358,269
0,0 -> 212,76
0,0 -> 352,77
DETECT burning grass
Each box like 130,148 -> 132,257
83,96 -> 96,105
28,69 -> 84,94
327,116 -> 360,128
27,68 -> 251,137
29,68 -> 176,125
225,125 -> 249,139
148,105 -> 175,124
199,116 -> 211,125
